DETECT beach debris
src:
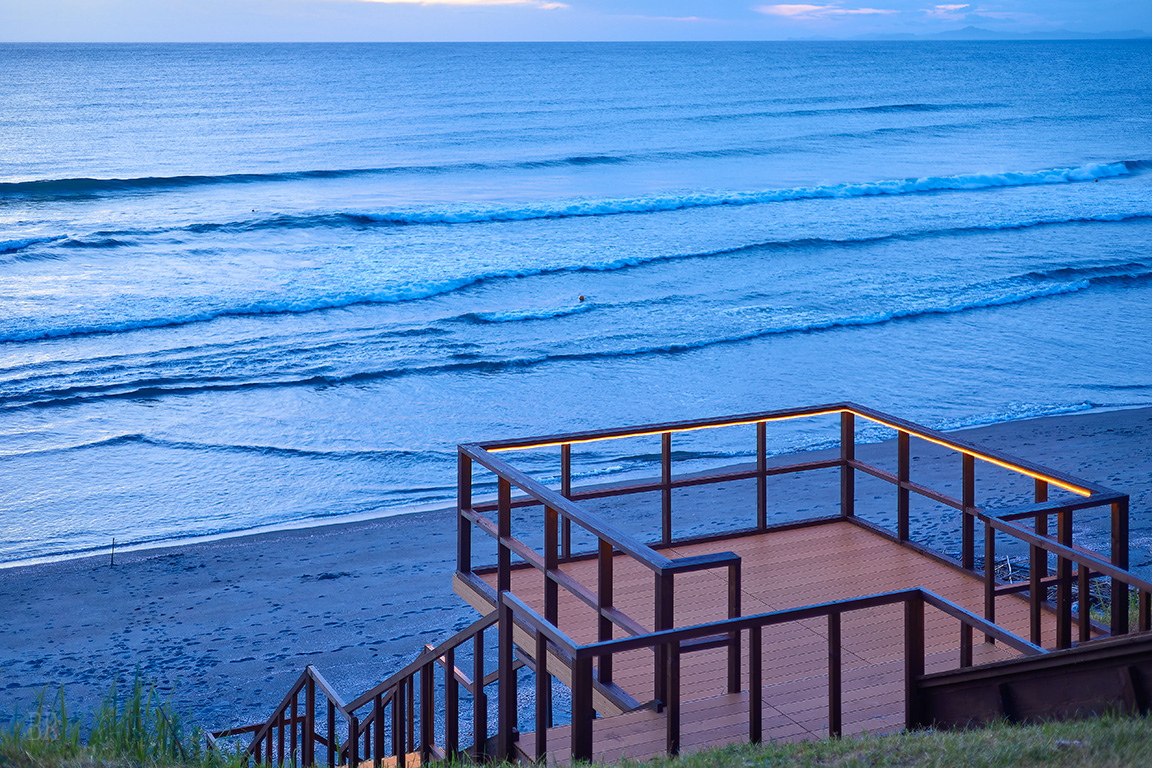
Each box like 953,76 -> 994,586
300,571 -> 353,581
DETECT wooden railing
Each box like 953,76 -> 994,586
211,611 -> 500,767
222,402 -> 1141,766
457,441 -> 743,758
460,402 -> 1134,652
502,586 -> 1045,761
454,401 -> 1140,759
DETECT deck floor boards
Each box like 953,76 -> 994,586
468,520 -> 1076,762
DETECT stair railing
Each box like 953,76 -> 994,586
211,610 -> 498,767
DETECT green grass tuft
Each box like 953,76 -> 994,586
0,674 -> 245,768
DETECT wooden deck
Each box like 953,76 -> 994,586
460,520 -> 1072,761
218,404 -> 1145,768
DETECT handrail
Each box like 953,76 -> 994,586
919,591 -> 1046,656
476,402 -> 847,451
501,592 -> 579,655
848,403 -> 1109,497
982,512 -> 1152,595
346,611 -> 498,711
245,668 -> 326,753
473,401 -> 1107,497
562,588 -> 1043,659
307,666 -> 347,711
994,493 -> 1128,522
460,443 -> 674,573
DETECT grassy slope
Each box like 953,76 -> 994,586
6,710 -> 1152,768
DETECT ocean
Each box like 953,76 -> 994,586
2,40 -> 1151,565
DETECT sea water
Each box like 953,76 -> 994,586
2,41 -> 1151,564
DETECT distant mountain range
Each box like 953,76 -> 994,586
855,26 -> 1150,41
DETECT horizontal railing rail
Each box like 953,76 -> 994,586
499,586 -> 1044,761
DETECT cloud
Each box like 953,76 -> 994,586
921,3 -> 969,19
352,0 -> 567,8
754,4 -> 900,20
613,15 -> 720,23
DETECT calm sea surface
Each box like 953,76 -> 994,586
2,41 -> 1151,564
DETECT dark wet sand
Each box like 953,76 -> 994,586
2,406 -> 1150,732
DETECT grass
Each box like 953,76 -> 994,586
4,679 -> 1152,768
0,676 -> 245,768
649,715 -> 1152,768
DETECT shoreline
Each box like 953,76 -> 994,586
3,402 -> 1145,572
2,404 -> 1150,732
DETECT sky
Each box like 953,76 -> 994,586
0,0 -> 1148,42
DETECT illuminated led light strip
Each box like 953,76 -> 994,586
846,409 -> 1093,498
485,409 -> 844,453
485,406 -> 1094,498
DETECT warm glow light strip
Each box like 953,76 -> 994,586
485,409 -> 843,452
846,410 -> 1093,498
486,406 -> 1094,497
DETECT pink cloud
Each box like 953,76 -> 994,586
754,4 -> 900,20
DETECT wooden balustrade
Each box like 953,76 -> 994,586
218,402 -> 1142,767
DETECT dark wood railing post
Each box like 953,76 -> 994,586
1140,589 -> 1151,633
326,701 -> 335,768
1112,497 -> 1131,636
598,539 -> 614,685
1078,564 -> 1091,643
1030,480 -> 1048,645
534,631 -> 549,761
984,519 -> 996,643
666,641 -> 681,756
727,560 -> 741,694
496,480 -> 515,762
960,621 -> 973,668
305,677 -> 315,767
457,452 -> 472,575
560,444 -> 572,559
1057,508 -> 1073,649
749,625 -> 762,744
472,629 -> 487,758
373,694 -> 383,768
571,656 -> 594,763
840,411 -> 854,518
904,594 -> 925,729
757,421 -> 768,529
962,454 -> 975,570
661,432 -> 673,545
292,694 -> 299,767
392,683 -> 403,766
828,610 -> 842,738
897,431 -> 910,542
420,663 -> 434,763
654,570 -> 674,704
348,715 -> 359,768
278,707 -> 285,765
407,678 -> 415,755
444,646 -> 459,757
544,506 -> 559,626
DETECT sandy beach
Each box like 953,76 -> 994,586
2,406 -> 1151,733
